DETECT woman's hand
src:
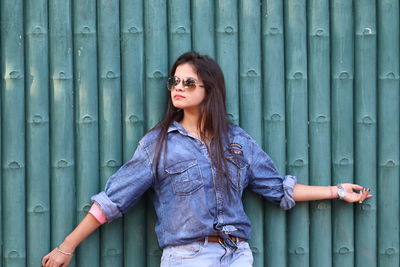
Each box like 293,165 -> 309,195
41,212 -> 102,266
341,183 -> 372,203
41,245 -> 73,267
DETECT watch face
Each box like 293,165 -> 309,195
338,189 -> 345,198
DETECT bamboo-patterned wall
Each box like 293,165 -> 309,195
0,1 -> 398,267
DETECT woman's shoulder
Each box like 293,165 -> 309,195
227,123 -> 255,143
138,127 -> 162,148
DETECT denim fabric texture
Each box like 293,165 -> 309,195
91,121 -> 297,248
160,238 -> 253,267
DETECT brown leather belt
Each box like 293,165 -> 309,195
204,234 -> 246,243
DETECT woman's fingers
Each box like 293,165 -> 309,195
350,184 -> 364,191
357,188 -> 372,203
42,249 -> 72,267
42,254 -> 49,266
357,188 -> 366,203
363,188 -> 371,200
42,252 -> 53,267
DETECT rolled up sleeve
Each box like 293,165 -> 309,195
247,141 -> 297,210
278,175 -> 297,210
89,202 -> 108,224
91,142 -> 155,222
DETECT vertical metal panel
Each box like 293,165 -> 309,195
168,0 -> 191,66
192,0 -> 215,56
144,1 -> 168,266
354,1 -> 377,266
25,0 -> 50,266
98,0 -> 123,266
330,1 -> 355,266
49,1 -> 75,267
215,0 -> 239,125
377,1 -> 400,266
0,30 -> 2,267
144,0 -> 168,129
73,0 -> 100,266
262,1 -> 287,266
284,1 -> 309,266
1,0 -> 25,266
307,1 -> 331,267
238,1 -> 263,266
120,0 -> 146,266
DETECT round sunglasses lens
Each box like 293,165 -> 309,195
183,78 -> 196,89
167,77 -> 178,90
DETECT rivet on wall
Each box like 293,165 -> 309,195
106,160 -> 117,167
8,250 -> 21,258
316,115 -> 327,123
106,71 -> 116,79
9,70 -> 22,79
338,71 -> 350,80
128,115 -> 139,124
246,69 -> 258,77
295,247 -> 305,255
33,26 -> 44,34
293,71 -> 303,79
339,158 -> 350,166
269,27 -> 279,35
81,115 -> 94,124
339,247 -> 350,254
385,247 -> 395,255
175,26 -> 187,34
384,160 -> 396,167
128,26 -> 140,34
224,26 -> 234,34
293,159 -> 305,167
32,114 -> 43,124
314,28 -> 325,37
271,113 -> 282,121
57,160 -> 69,168
8,161 -> 22,169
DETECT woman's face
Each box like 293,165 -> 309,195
170,62 -> 206,113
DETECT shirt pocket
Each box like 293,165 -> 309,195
165,159 -> 204,195
225,151 -> 248,192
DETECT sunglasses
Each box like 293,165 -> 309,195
167,76 -> 204,91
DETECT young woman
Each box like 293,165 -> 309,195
42,51 -> 372,267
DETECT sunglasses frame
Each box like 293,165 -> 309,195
167,76 -> 204,91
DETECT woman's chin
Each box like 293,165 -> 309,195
172,102 -> 185,109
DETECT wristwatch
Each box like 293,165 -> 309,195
336,184 -> 346,199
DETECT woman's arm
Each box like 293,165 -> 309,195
293,183 -> 372,203
41,213 -> 102,267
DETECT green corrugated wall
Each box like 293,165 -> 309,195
0,0 -> 398,266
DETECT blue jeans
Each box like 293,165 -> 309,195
160,237 -> 254,267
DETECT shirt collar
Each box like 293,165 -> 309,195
167,121 -> 188,135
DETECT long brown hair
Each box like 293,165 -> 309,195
153,51 -> 229,181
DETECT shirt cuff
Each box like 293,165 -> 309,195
91,191 -> 122,222
89,202 -> 108,224
279,175 -> 297,210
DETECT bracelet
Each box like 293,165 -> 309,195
56,246 -> 74,256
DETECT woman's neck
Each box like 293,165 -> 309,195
180,111 -> 200,135
179,110 -> 210,143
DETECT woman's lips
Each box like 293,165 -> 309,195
174,94 -> 185,99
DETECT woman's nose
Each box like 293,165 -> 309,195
174,82 -> 185,91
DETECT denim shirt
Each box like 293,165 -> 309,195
91,121 -> 297,248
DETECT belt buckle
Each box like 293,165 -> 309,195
219,232 -> 238,251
